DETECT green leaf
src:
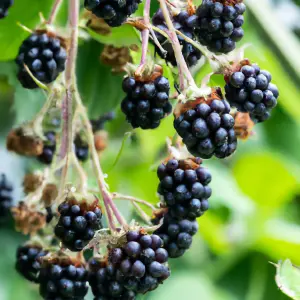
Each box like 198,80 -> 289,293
86,24 -> 140,47
76,40 -> 125,118
233,153 -> 297,208
274,259 -> 300,300
0,0 -> 54,61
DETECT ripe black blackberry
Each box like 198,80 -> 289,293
174,89 -> 237,158
154,213 -> 198,258
157,158 -> 212,220
0,0 -> 13,19
195,0 -> 246,53
16,244 -> 48,283
39,256 -> 88,299
37,131 -> 56,165
152,9 -> 202,67
225,62 -> 279,123
16,32 -> 67,89
0,174 -> 13,218
74,135 -> 89,162
84,0 -> 142,27
121,71 -> 172,129
108,230 -> 170,295
54,197 -> 103,251
88,257 -> 137,299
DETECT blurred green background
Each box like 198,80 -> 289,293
0,0 -> 300,299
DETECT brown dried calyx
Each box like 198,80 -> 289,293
233,112 -> 254,140
11,202 -> 46,235
101,45 -> 133,73
223,58 -> 251,83
7,127 -> 43,156
42,184 -> 58,207
41,252 -> 85,268
35,29 -> 68,50
151,208 -> 168,225
23,173 -> 44,194
127,63 -> 163,82
174,87 -> 223,119
85,11 -> 111,36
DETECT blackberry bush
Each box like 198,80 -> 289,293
225,62 -> 279,122
152,9 -> 202,67
0,174 -> 13,218
74,135 -> 89,162
54,197 -> 103,251
121,70 -> 172,129
157,158 -> 212,220
16,244 -> 48,283
37,131 -> 56,165
174,89 -> 237,158
84,0 -> 142,27
195,0 -> 246,53
0,0 -> 13,19
89,258 -> 137,299
108,230 -> 170,295
16,32 -> 67,89
39,256 -> 89,299
154,214 -> 199,258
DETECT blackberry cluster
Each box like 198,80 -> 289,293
154,214 -> 198,258
38,131 -> 56,165
91,111 -> 116,132
16,244 -> 48,283
174,93 -> 237,158
54,199 -> 103,251
121,76 -> 172,129
195,0 -> 246,53
225,64 -> 279,122
39,257 -> 89,299
0,174 -> 13,218
157,158 -> 212,220
88,258 -> 136,299
74,135 -> 89,162
152,10 -> 202,67
108,230 -> 170,295
16,32 -> 67,89
0,0 -> 13,19
84,0 -> 142,27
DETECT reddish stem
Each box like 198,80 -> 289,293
48,0 -> 64,25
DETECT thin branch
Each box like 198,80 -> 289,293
70,153 -> 88,193
112,193 -> 156,211
158,0 -> 196,91
132,202 -> 152,225
48,0 -> 64,25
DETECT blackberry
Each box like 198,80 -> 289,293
157,158 -> 211,220
74,135 -> 89,162
108,230 -> 170,295
38,131 -> 56,165
154,213 -> 198,258
0,0 -> 13,19
152,9 -> 202,67
54,198 -> 103,251
225,63 -> 279,122
16,32 -> 67,89
174,89 -> 237,158
0,174 -> 13,218
84,0 -> 142,27
195,0 -> 246,53
39,256 -> 88,299
88,258 -> 137,299
91,111 -> 116,132
121,75 -> 172,129
16,244 -> 48,283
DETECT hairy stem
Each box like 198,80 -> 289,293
132,202 -> 152,225
112,193 -> 156,210
135,0 -> 151,75
158,0 -> 196,90
59,0 -> 79,196
48,0 -> 64,24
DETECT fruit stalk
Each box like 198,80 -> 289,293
48,0 -> 64,24
158,0 -> 196,91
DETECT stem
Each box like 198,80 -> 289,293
103,198 -> 117,231
59,0 -> 79,196
48,0 -> 64,25
135,0 -> 151,75
158,0 -> 196,90
70,153 -> 88,193
132,202 -> 152,225
112,193 -> 156,210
